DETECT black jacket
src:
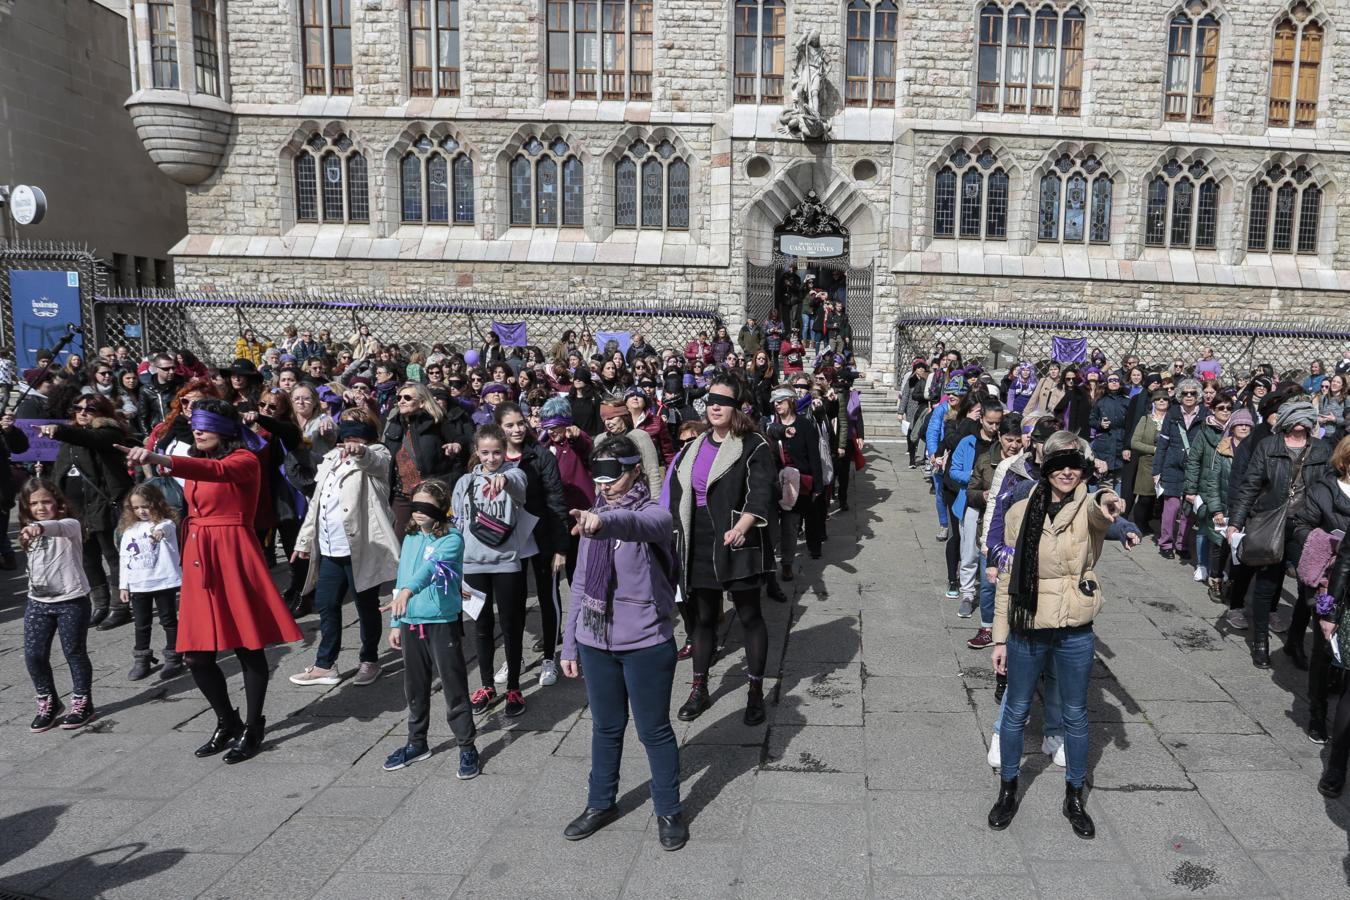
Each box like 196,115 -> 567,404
382,407 -> 474,496
1291,476 -> 1350,547
568,390 -> 602,436
0,424 -> 29,501
668,430 -> 776,589
138,377 -> 182,435
1228,434 -> 1332,533
1329,535 -> 1350,618
764,414 -> 824,508
52,419 -> 134,533
515,444 -> 570,554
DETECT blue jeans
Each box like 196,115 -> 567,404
978,553 -> 996,629
801,312 -> 813,339
313,555 -> 384,670
577,640 -> 681,817
25,596 -> 92,698
933,475 -> 949,528
993,651 -> 1061,736
1000,626 -> 1094,787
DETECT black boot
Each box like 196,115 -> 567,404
89,587 -> 110,628
766,577 -> 788,603
284,586 -> 302,617
1318,764 -> 1346,798
1063,783 -> 1096,839
987,778 -> 1019,830
657,813 -> 689,851
195,709 -> 244,758
744,679 -> 766,726
563,806 -> 620,841
677,677 -> 711,722
223,716 -> 266,764
295,592 -> 315,618
1252,637 -> 1272,669
98,602 -> 132,632
1282,639 -> 1309,670
127,649 -> 158,681
160,626 -> 183,679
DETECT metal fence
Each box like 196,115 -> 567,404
0,240 -> 107,351
94,289 -> 724,367
895,307 -> 1350,384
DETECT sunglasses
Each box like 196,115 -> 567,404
72,405 -> 95,413
259,403 -> 279,412
1213,404 -> 1233,411
398,393 -> 419,402
157,366 -> 174,373
1180,390 -> 1199,397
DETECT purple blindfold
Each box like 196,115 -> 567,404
190,409 -> 266,452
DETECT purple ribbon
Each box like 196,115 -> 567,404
190,409 -> 266,452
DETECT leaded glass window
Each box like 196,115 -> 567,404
933,148 -> 1007,241
613,137 -> 690,230
1247,163 -> 1322,255
400,132 -> 475,225
510,136 -> 585,229
1144,157 -> 1217,250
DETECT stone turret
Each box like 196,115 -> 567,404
124,0 -> 234,185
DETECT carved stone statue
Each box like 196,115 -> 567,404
778,29 -> 831,141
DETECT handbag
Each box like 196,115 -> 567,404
1238,452 -> 1307,568
146,473 -> 186,519
776,440 -> 809,498
467,483 -> 514,549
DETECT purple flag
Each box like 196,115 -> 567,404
491,321 -> 528,347
596,330 -> 632,357
1052,336 -> 1088,364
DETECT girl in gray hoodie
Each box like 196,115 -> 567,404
452,424 -> 538,718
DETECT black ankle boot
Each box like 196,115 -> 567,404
89,588 -> 110,628
1252,638 -> 1272,669
1318,765 -> 1346,798
127,650 -> 157,681
195,709 -> 244,758
677,678 -> 711,722
284,586 -> 302,617
1282,640 -> 1309,670
987,778 -> 1019,830
97,604 -> 132,632
1063,783 -> 1095,839
223,716 -> 265,764
744,679 -> 766,726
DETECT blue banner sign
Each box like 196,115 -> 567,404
9,270 -> 84,368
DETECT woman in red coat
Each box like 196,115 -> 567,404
121,398 -> 301,764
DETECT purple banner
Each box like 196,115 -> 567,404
596,330 -> 632,357
1052,336 -> 1088,364
491,321 -> 528,347
12,419 -> 64,463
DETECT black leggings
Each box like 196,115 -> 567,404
276,519 -> 308,593
468,566 -> 528,691
81,530 -> 119,593
528,550 -> 560,661
690,587 -> 767,680
184,648 -> 270,727
943,493 -> 961,584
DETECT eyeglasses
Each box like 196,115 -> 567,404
1213,404 -> 1233,411
259,403 -> 279,412
398,394 -> 418,402
1180,390 -> 1199,397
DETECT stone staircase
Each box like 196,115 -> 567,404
856,381 -> 904,440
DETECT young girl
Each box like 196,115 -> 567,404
382,480 -> 480,777
21,478 -> 96,732
452,424 -> 538,718
118,483 -> 183,681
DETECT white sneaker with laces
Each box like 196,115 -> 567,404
289,665 -> 340,686
1193,565 -> 1209,583
1043,735 -> 1067,767
987,733 -> 1001,768
493,661 -> 509,685
539,659 -> 559,686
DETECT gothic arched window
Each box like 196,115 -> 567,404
1144,158 -> 1218,249
1247,164 -> 1322,254
510,137 -> 584,228
613,139 -> 690,230
933,148 -> 1009,240
1038,153 -> 1112,244
294,133 -> 368,224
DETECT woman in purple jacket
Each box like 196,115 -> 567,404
559,435 -> 686,852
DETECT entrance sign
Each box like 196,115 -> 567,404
779,234 -> 846,258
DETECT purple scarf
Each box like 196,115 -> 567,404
580,479 -> 652,644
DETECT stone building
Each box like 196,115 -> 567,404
126,0 -> 1350,382
1,0 -> 186,288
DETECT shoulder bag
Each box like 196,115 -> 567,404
467,479 -> 515,549
1238,452 -> 1307,568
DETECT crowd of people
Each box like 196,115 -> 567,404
10,318 -> 863,852
899,342 -> 1350,834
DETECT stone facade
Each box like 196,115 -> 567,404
128,0 -> 1350,383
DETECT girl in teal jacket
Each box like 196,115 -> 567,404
380,480 -> 480,778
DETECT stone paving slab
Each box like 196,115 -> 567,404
1,445 -> 1349,898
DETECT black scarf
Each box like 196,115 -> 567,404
1008,480 -> 1049,635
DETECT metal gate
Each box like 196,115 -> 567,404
744,257 -> 874,360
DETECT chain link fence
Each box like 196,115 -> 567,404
895,307 -> 1350,384
95,289 -> 725,366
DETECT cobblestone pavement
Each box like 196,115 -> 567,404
1,445 -> 1348,899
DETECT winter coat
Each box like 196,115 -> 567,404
1129,415 -> 1163,498
992,484 -> 1121,644
1089,392 -> 1129,470
52,418 -> 134,534
1053,387 -> 1092,438
1291,476 -> 1350,550
738,324 -> 764,356
1152,407 -> 1208,497
948,431 -> 994,519
636,412 -> 676,466
382,408 -> 474,496
765,414 -> 825,509
710,338 -> 733,367
296,443 -> 401,596
234,337 -> 272,366
665,430 -> 775,591
561,495 -> 677,659
1182,420 -> 1222,499
391,529 -> 465,626
1195,434 -> 1241,543
567,391 -> 603,437
511,444 -> 571,555
684,340 -> 713,366
1229,434 -> 1333,539
541,429 -> 594,511
137,378 -> 182,436
1025,379 -> 1064,417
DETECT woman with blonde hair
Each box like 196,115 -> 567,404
383,381 -> 474,534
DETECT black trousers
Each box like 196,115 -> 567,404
402,620 -> 476,750
836,453 -> 851,506
528,550 -> 561,661
467,566 -> 529,691
82,530 -> 119,593
129,588 -> 178,656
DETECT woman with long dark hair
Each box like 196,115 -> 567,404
40,393 -> 134,630
120,399 -> 302,763
667,375 -> 776,725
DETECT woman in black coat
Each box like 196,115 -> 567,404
667,375 -> 776,727
1318,507 -> 1350,797
382,382 -> 474,533
496,402 -> 570,683
1052,366 -> 1092,437
1227,401 -> 1332,668
764,386 -> 824,580
41,393 -> 134,629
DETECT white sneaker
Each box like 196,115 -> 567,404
539,659 -> 558,687
1193,565 -> 1209,583
1042,735 -> 1067,767
493,661 -> 509,685
289,665 -> 340,686
987,733 -> 1001,768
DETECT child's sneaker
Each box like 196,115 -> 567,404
30,695 -> 64,733
471,687 -> 497,715
493,661 -> 509,685
59,695 -> 96,730
457,745 -> 481,780
382,743 -> 430,771
539,659 -> 559,686
504,689 -> 526,718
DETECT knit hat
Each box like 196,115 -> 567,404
599,401 -> 627,420
1221,407 -> 1254,441
944,376 -> 968,397
770,387 -> 796,405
